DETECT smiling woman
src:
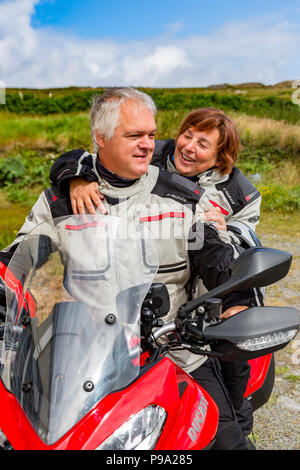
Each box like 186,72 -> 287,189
174,127 -> 219,176
173,108 -> 240,177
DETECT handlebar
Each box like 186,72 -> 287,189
152,321 -> 176,340
129,321 -> 176,360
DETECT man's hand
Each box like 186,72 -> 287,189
221,305 -> 248,319
70,179 -> 107,215
204,207 -> 227,231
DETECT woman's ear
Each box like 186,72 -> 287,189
95,130 -> 106,148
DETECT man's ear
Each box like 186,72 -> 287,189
95,130 -> 106,148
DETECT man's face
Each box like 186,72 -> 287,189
96,100 -> 157,179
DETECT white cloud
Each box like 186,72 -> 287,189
0,0 -> 299,88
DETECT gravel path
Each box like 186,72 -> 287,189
250,233 -> 300,450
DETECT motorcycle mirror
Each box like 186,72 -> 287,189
229,246 -> 292,289
203,305 -> 299,361
178,247 -> 292,317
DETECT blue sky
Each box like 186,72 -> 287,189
1,0 -> 300,88
31,0 -> 300,40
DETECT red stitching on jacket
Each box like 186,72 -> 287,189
139,212 -> 185,222
208,200 -> 229,216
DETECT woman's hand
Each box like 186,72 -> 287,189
221,305 -> 248,319
70,179 -> 107,215
204,207 -> 227,231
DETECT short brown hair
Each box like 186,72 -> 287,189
177,107 -> 240,174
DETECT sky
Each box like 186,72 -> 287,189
1,0 -> 300,89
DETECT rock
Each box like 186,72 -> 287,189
277,396 -> 300,411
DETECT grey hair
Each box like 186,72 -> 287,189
89,87 -> 157,152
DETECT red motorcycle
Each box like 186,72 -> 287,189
0,215 -> 298,450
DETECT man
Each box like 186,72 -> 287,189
0,87 -> 256,449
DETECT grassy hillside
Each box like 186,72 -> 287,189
0,82 -> 299,248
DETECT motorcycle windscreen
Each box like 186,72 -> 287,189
1,215 -> 158,445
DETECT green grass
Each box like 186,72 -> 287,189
284,374 -> 300,383
0,150 -> 56,205
1,108 -> 300,156
257,210 -> 300,240
0,112 -> 92,155
0,83 -> 299,248
0,192 -> 31,249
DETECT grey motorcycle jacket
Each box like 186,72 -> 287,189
0,164 -> 258,372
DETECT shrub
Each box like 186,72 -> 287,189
0,157 -> 25,183
258,183 -> 300,212
0,151 -> 55,206
3,89 -> 300,124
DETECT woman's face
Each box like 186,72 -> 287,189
173,126 -> 219,177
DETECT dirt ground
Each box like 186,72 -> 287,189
250,229 -> 300,450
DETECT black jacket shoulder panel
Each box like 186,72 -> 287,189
57,148 -> 88,161
231,167 -> 260,196
215,167 -> 261,213
51,148 -> 91,174
44,186 -> 73,219
50,149 -> 97,187
151,168 -> 204,208
152,139 -> 175,168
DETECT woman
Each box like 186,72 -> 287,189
49,107 -> 262,444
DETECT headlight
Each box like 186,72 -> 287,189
96,405 -> 167,450
0,427 -> 13,450
236,329 -> 298,352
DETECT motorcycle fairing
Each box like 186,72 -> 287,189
1,215 -> 158,445
0,357 -> 218,450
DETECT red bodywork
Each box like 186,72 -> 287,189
0,357 -> 218,450
246,355 -> 273,397
0,261 -> 271,450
